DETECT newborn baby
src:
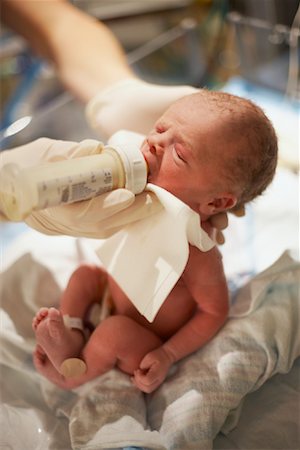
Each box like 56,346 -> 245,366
32,90 -> 278,393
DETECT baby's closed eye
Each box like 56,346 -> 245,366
172,145 -> 186,163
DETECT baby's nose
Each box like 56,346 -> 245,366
147,136 -> 165,155
149,143 -> 157,154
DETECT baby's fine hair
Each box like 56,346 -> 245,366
184,90 -> 278,210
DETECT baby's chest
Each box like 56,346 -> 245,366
152,280 -> 196,335
158,279 -> 195,316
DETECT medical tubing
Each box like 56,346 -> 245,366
0,144 -> 147,221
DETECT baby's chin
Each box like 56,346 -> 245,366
147,173 -> 165,187
143,158 -> 158,184
147,172 -> 155,183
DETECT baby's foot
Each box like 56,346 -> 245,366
32,307 -> 50,331
33,347 -> 77,390
33,307 -> 84,374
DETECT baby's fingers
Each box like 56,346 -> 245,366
132,369 -> 160,393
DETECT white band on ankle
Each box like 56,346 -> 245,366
63,315 -> 84,332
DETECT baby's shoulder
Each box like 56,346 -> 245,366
190,243 -> 223,262
185,244 -> 225,279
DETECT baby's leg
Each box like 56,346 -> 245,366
32,264 -> 108,373
34,315 -> 162,390
81,315 -> 162,378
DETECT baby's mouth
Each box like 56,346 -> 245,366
140,143 -> 152,180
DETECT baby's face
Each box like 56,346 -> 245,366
141,102 -> 217,215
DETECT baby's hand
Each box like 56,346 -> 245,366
206,207 -> 246,245
208,212 -> 228,244
132,347 -> 172,393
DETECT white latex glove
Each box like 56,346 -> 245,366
27,187 -> 162,239
0,138 -> 104,169
85,79 -> 199,138
0,138 -> 162,237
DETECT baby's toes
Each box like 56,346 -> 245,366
32,307 -> 50,330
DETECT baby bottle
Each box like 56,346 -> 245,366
0,141 -> 147,221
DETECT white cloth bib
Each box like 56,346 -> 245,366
96,131 -> 215,322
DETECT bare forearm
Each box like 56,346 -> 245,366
1,0 -> 135,101
1,0 -> 68,60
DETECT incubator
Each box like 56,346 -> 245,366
0,141 -> 147,221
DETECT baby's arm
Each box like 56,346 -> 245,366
133,246 -> 229,393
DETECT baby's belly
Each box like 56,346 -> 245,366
108,277 -> 196,339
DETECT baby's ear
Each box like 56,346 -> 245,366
205,194 -> 237,214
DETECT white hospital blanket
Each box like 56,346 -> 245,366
1,240 -> 299,450
1,167 -> 299,449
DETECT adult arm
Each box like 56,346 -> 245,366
1,0 -> 135,102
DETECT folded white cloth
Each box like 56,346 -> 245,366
96,182 -> 214,322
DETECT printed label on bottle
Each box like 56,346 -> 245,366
36,168 -> 113,209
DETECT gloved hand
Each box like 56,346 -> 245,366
85,79 -> 199,138
0,137 -> 162,237
0,137 -> 103,220
27,186 -> 163,239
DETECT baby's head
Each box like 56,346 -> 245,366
141,89 -> 278,219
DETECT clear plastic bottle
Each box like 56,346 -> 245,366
0,143 -> 147,221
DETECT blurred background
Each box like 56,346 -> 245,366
0,0 -> 299,157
